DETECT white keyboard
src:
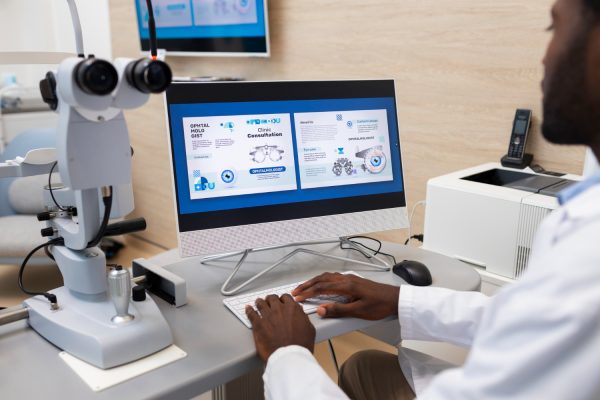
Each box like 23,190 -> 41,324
223,276 -> 353,328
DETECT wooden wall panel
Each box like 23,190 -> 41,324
109,0 -> 585,249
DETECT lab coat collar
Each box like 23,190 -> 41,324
557,170 -> 600,205
559,184 -> 600,221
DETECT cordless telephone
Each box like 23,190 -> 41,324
501,109 -> 533,169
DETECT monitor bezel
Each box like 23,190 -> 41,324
135,0 -> 270,58
164,80 -> 407,254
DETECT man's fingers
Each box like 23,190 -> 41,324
245,305 -> 260,326
255,298 -> 270,315
266,294 -> 282,307
291,277 -> 321,296
316,302 -> 359,318
281,293 -> 305,313
280,294 -> 295,304
294,281 -> 348,302
292,272 -> 339,296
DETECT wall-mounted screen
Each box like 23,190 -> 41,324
134,0 -> 269,57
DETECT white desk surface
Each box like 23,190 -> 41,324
0,241 -> 480,399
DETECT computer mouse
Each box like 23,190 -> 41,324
392,260 -> 432,286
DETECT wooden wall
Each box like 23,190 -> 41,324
109,0 -> 585,250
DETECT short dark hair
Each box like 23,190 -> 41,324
584,0 -> 600,13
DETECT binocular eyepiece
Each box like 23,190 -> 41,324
39,56 -> 173,111
126,58 -> 172,94
74,56 -> 172,96
75,58 -> 119,96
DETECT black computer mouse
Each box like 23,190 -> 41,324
392,260 -> 432,286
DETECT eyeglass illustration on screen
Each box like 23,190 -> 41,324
249,144 -> 285,163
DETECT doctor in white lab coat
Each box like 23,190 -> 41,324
245,0 -> 600,398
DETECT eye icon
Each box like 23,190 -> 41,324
221,170 -> 235,183
370,156 -> 382,167
356,146 -> 387,174
220,168 -> 237,187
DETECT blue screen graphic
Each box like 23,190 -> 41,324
169,97 -> 404,215
135,0 -> 267,40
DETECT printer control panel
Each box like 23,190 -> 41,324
461,168 -> 577,198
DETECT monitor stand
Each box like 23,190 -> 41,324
201,237 -> 392,296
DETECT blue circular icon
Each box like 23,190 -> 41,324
221,169 -> 235,184
346,120 -> 353,128
237,0 -> 251,12
370,156 -> 382,167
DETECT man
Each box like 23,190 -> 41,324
245,0 -> 600,398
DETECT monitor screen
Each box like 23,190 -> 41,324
165,80 -> 408,256
134,0 -> 269,56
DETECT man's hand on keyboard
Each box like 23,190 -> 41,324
292,272 -> 400,320
245,294 -> 316,362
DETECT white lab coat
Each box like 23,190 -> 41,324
263,184 -> 600,399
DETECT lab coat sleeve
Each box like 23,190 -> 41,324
399,285 -> 490,347
263,345 -> 349,400
416,263 -> 600,399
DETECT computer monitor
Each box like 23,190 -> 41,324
165,80 -> 408,257
134,0 -> 269,57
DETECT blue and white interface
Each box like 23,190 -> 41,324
135,0 -> 267,42
168,97 -> 404,216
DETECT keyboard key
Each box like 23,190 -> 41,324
223,273 -> 357,328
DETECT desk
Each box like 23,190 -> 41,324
0,241 -> 480,399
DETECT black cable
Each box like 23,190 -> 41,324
327,339 -> 340,375
44,244 -> 55,261
340,236 -> 397,264
530,164 -> 566,177
404,234 -> 424,246
346,235 -> 383,254
18,238 -> 64,305
48,163 -> 112,248
88,186 -> 113,248
344,241 -> 378,259
48,162 -> 68,212
343,237 -> 388,261
145,0 -> 158,59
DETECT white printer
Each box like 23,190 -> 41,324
423,163 -> 581,281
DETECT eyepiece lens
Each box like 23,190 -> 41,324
141,60 -> 172,93
75,59 -> 118,95
128,59 -> 172,94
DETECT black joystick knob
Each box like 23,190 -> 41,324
37,212 -> 52,221
41,227 -> 55,237
132,285 -> 147,302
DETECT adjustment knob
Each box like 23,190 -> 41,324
108,267 -> 134,323
132,285 -> 146,302
37,212 -> 52,221
41,227 -> 55,237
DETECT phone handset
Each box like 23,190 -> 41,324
501,109 -> 533,169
